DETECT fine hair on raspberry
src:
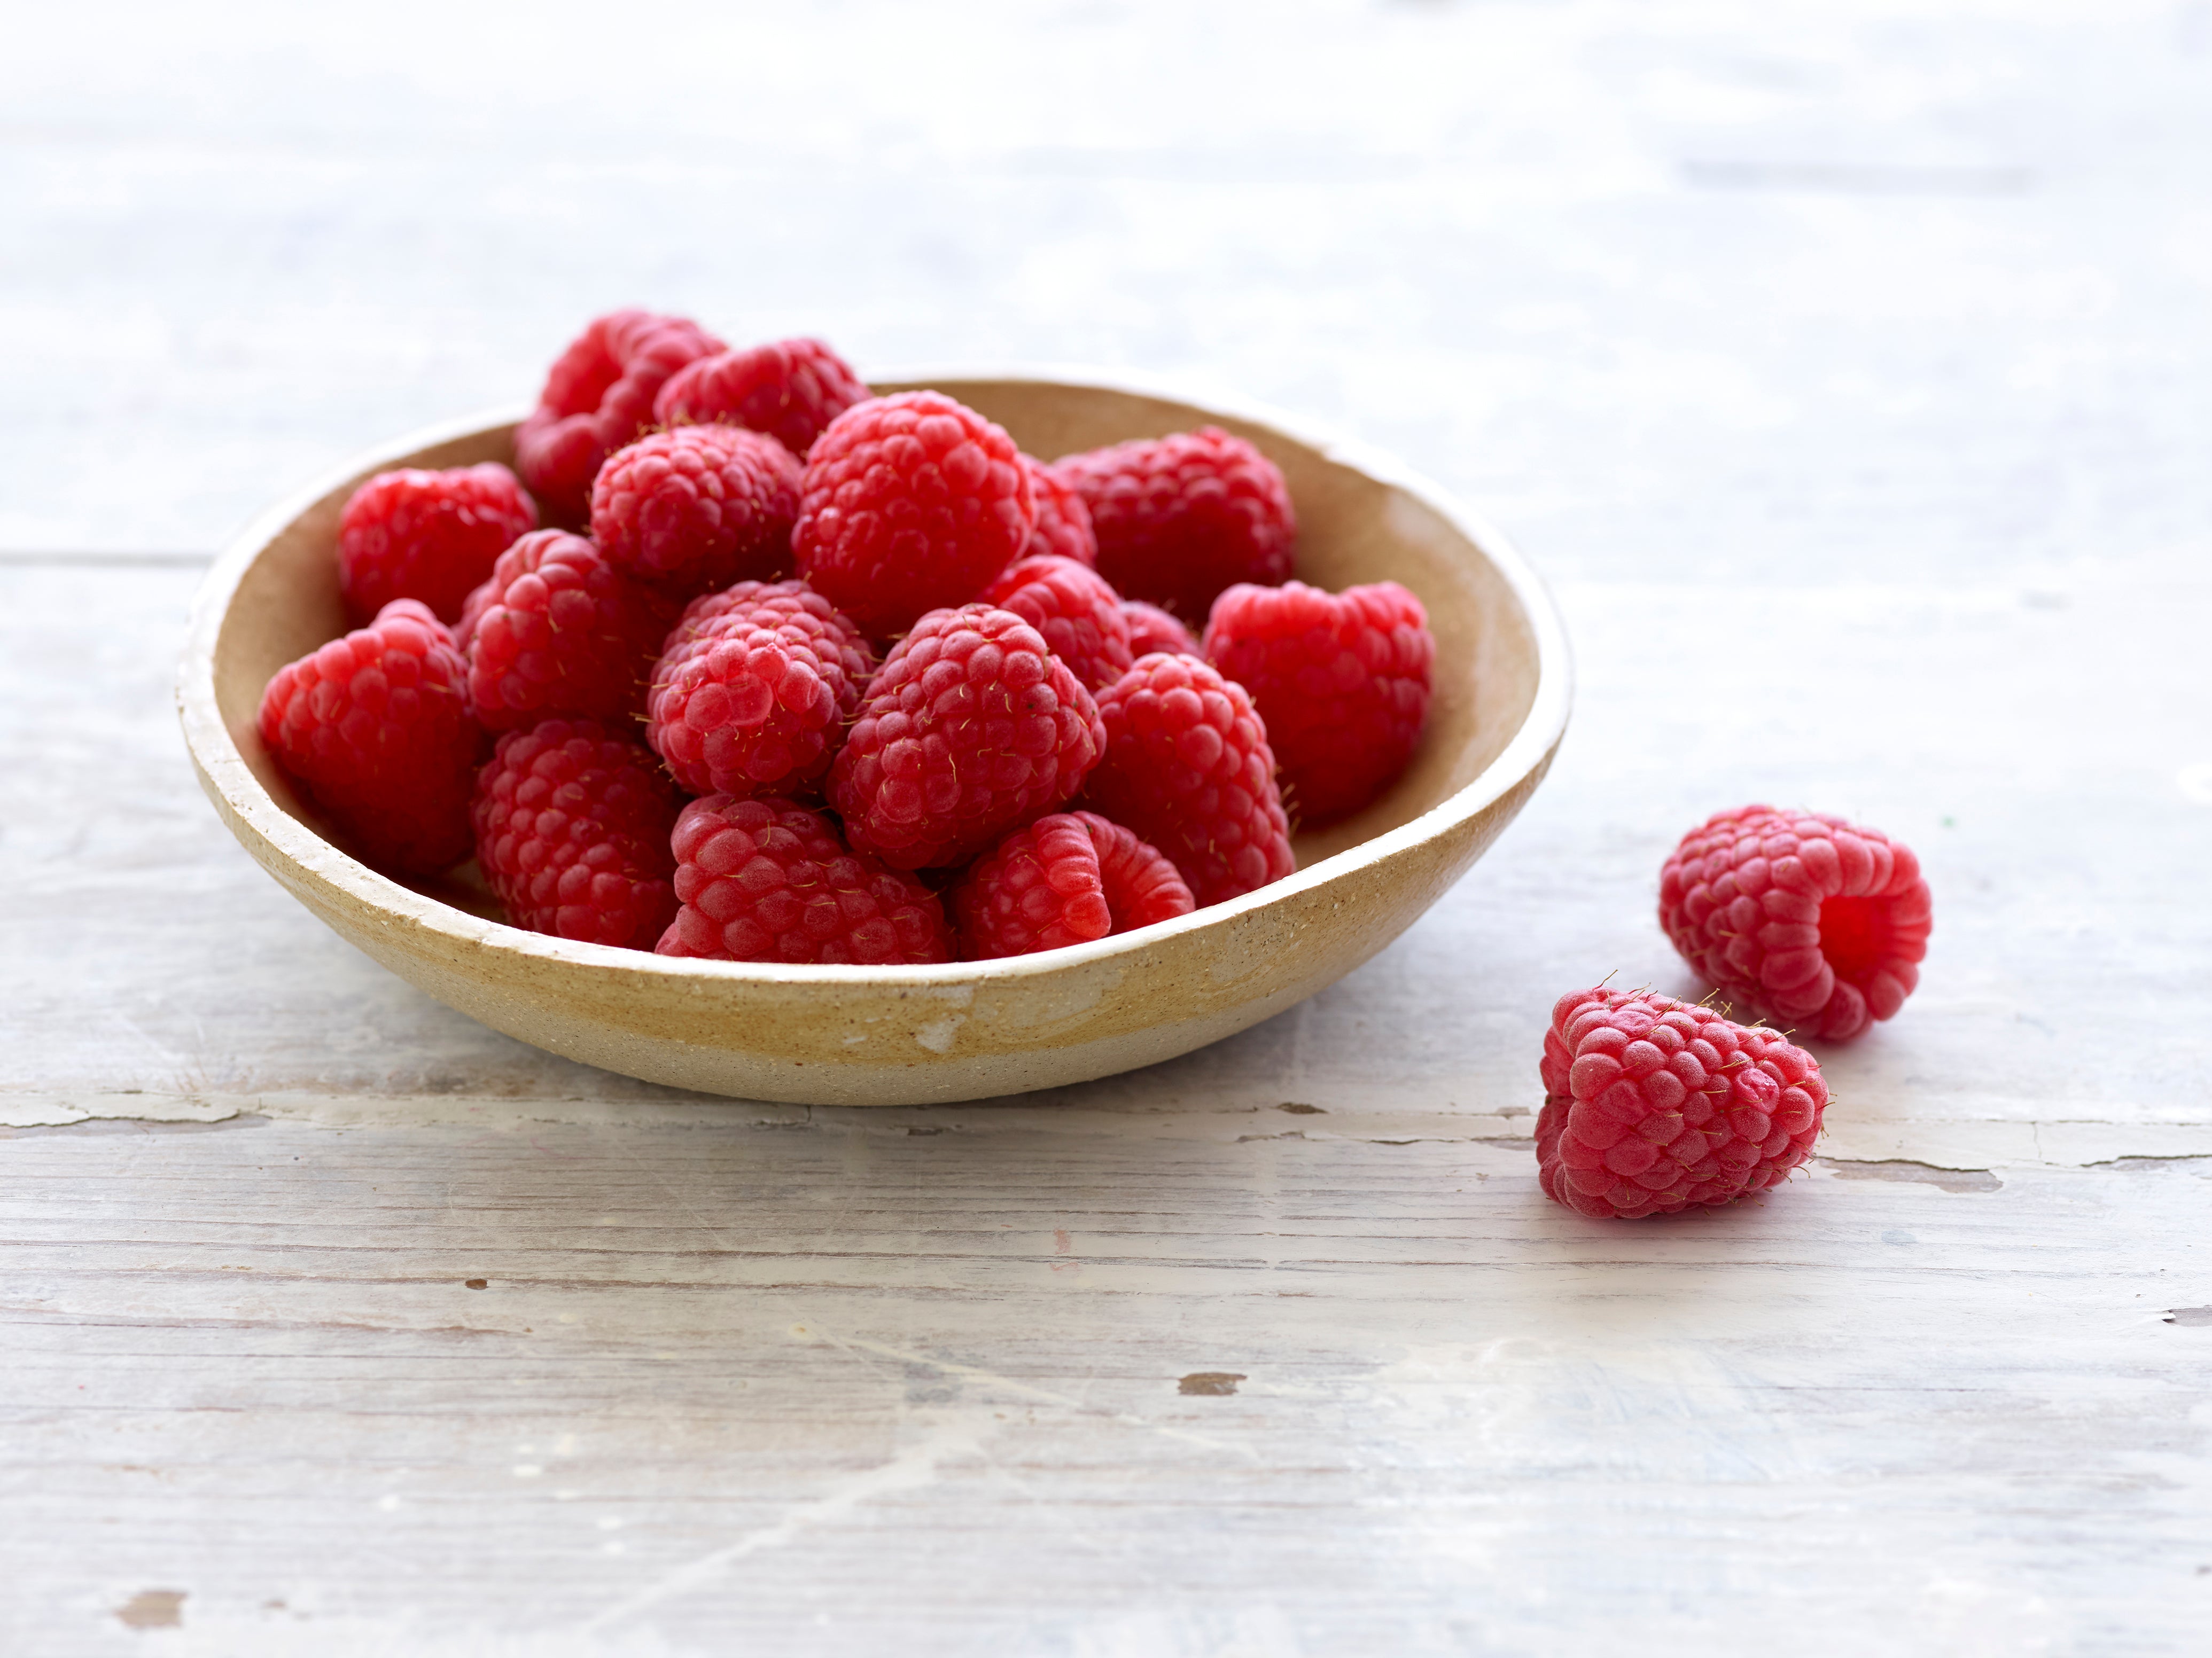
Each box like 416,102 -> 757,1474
979,553 -> 1134,691
465,529 -> 676,731
589,424 -> 801,596
515,309 -> 725,522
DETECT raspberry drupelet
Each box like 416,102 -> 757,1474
337,463 -> 538,627
589,425 -> 800,597
1536,986 -> 1829,1219
979,553 -> 1134,691
515,309 -> 725,522
1660,806 -> 1933,1042
465,530 -> 676,731
470,719 -> 682,950
1120,600 -> 1201,660
652,337 -> 871,458
256,599 -> 479,874
1052,427 -> 1295,622
794,392 -> 1035,640
656,795 -> 953,965
1202,579 -> 1434,826
1019,455 -> 1099,568
646,581 -> 875,800
951,811 -> 1195,960
1080,653 -> 1295,906
828,604 -> 1105,871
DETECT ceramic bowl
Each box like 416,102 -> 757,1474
178,369 -> 1571,1105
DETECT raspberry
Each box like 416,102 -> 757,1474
1120,600 -> 1200,660
470,719 -> 682,949
1021,455 -> 1098,567
1536,986 -> 1829,1219
515,310 -> 725,521
1080,654 -> 1295,906
589,425 -> 801,595
828,604 -> 1104,870
979,554 -> 1134,690
656,795 -> 952,965
1202,580 -> 1434,826
952,811 -> 1194,960
1659,806 -> 1934,1042
794,392 -> 1035,639
256,599 -> 479,874
337,463 -> 538,626
652,337 -> 871,458
647,580 -> 875,800
465,530 -> 676,731
1052,427 -> 1295,621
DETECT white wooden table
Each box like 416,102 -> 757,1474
6,3 -> 2209,1652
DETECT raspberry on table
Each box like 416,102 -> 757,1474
656,795 -> 953,965
1079,653 -> 1295,906
952,810 -> 1195,960
515,309 -> 725,522
257,599 -> 480,874
1051,427 -> 1295,622
1659,806 -> 1933,1042
793,392 -> 1035,640
828,604 -> 1104,870
1021,455 -> 1098,567
979,553 -> 1134,691
589,424 -> 801,596
647,580 -> 875,800
1202,579 -> 1434,826
338,463 -> 538,627
1535,986 -> 1829,1219
465,530 -> 676,731
470,718 -> 682,949
1120,600 -> 1201,660
652,337 -> 871,458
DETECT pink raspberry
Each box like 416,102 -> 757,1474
952,811 -> 1194,960
656,795 -> 952,965
827,604 -> 1104,870
1120,599 -> 1200,659
1660,806 -> 1934,1042
1020,455 -> 1098,567
337,463 -> 538,626
589,424 -> 801,596
652,337 -> 871,458
515,310 -> 725,521
1080,654 -> 1295,906
794,392 -> 1035,639
1536,987 -> 1829,1219
1052,427 -> 1295,621
465,530 -> 676,731
646,580 -> 875,800
979,553 -> 1134,690
470,719 -> 682,949
256,599 -> 479,874
1202,580 -> 1434,826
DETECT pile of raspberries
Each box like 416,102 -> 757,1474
259,310 -> 1439,969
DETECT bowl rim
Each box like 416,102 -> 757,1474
178,364 -> 1574,988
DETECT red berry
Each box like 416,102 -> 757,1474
1660,806 -> 1933,1042
652,337 -> 871,458
470,719 -> 682,949
256,599 -> 479,874
952,810 -> 1194,960
656,795 -> 952,965
979,553 -> 1134,690
647,580 -> 875,800
589,424 -> 801,596
1120,599 -> 1200,659
794,392 -> 1035,639
515,310 -> 724,521
1052,427 -> 1295,621
828,604 -> 1104,870
337,463 -> 537,626
1202,580 -> 1434,826
1080,654 -> 1295,906
465,530 -> 676,731
1021,455 -> 1097,567
1536,986 -> 1829,1219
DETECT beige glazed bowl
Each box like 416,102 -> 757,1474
178,370 -> 1572,1105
